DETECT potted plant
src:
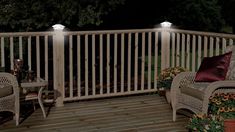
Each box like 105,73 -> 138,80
187,93 -> 235,132
209,93 -> 235,132
157,66 -> 187,103
187,114 -> 224,132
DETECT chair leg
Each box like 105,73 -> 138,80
15,113 -> 19,126
15,98 -> 20,126
173,109 -> 176,122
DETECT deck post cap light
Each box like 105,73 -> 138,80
52,24 -> 65,31
160,21 -> 172,28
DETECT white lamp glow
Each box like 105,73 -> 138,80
160,21 -> 172,28
52,24 -> 65,31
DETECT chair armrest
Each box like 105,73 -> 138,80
201,80 -> 235,113
205,80 -> 235,93
170,72 -> 196,106
171,72 -> 196,92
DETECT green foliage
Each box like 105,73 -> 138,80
220,0 -> 235,33
0,0 -> 125,31
157,67 -> 187,89
167,0 -> 225,32
187,114 -> 224,132
187,93 -> 235,131
209,93 -> 235,119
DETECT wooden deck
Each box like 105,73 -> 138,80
0,94 -> 190,132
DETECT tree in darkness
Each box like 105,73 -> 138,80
0,0 -> 125,32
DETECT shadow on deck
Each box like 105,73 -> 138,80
0,94 -> 190,132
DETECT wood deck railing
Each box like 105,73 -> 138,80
0,28 -> 235,106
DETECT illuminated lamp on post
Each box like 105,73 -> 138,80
160,21 -> 172,70
161,21 -> 172,28
52,24 -> 65,107
52,24 -> 65,31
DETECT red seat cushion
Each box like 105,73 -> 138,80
195,51 -> 232,82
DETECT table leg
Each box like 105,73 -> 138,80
38,86 -> 46,118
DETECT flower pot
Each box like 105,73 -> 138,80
224,119 -> 235,132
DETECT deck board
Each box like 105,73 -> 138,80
0,94 -> 189,132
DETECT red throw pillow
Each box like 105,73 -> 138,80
195,51 -> 232,82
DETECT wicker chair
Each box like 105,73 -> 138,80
171,47 -> 235,121
0,72 -> 20,125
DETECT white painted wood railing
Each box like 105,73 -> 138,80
165,29 -> 235,72
0,32 -> 53,81
0,28 -> 235,106
62,29 -> 161,103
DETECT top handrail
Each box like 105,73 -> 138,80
0,28 -> 234,39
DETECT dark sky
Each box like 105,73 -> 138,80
96,0 -> 233,33
101,0 -> 170,29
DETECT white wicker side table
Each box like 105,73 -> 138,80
20,78 -> 48,118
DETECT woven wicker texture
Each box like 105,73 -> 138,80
171,47 -> 235,121
0,72 -> 19,126
171,71 -> 235,121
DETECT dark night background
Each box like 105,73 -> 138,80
90,0 -> 235,33
101,0 -> 169,29
0,0 -> 234,33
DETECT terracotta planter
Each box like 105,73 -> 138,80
224,119 -> 235,132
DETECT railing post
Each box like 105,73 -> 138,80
160,21 -> 171,70
52,24 -> 65,107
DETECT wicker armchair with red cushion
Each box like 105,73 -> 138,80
171,46 -> 235,121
